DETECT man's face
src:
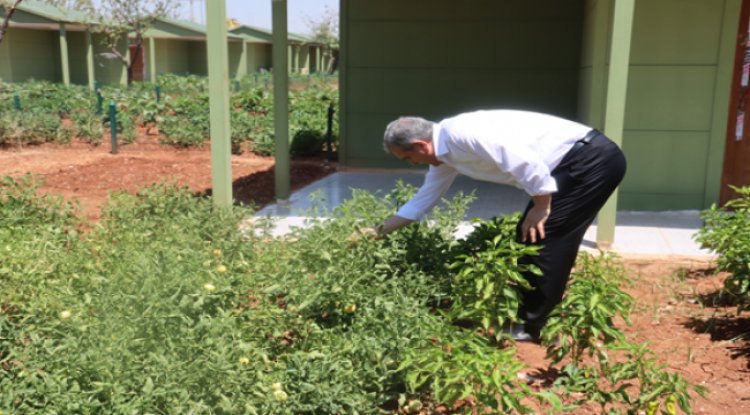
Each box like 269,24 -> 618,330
388,141 -> 440,166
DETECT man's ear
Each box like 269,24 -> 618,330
412,140 -> 430,154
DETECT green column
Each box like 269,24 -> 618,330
296,45 -> 302,74
588,0 -> 611,129
301,45 -> 309,74
238,40 -> 248,79
296,45 -> 303,72
273,0 -> 290,200
120,37 -> 129,86
323,47 -> 331,72
148,37 -> 156,82
597,0 -> 635,249
315,47 -> 321,73
287,44 -> 293,73
85,31 -> 95,90
206,0 -> 233,207
58,23 -> 70,85
247,42 -> 255,73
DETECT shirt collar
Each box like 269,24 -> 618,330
433,123 -> 449,159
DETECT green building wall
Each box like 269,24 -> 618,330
66,30 -> 89,85
93,33 -> 126,86
340,0 -> 585,169
188,41 -> 208,76
0,27 -> 61,82
249,43 -> 272,72
578,0 -> 739,210
228,41 -> 243,78
153,38 -> 192,75
0,35 -> 10,79
342,0 -> 741,211
619,0 -> 734,210
298,45 -> 310,74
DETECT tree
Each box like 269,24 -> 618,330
1,0 -> 28,44
304,6 -> 338,74
84,0 -> 177,85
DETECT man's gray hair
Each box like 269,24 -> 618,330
383,116 -> 435,152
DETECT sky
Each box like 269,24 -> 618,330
178,0 -> 339,35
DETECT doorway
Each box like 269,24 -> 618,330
721,0 -> 750,204
128,44 -> 146,82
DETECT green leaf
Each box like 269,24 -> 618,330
142,377 -> 154,395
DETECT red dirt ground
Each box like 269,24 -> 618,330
1,139 -> 748,414
514,258 -> 750,415
0,134 -> 336,222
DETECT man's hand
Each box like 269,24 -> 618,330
521,194 -> 551,244
347,216 -> 414,245
347,227 -> 380,245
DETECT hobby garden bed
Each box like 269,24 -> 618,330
0,140 -> 749,414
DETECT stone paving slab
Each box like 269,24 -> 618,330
254,171 -> 715,259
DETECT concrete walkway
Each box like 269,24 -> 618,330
255,171 -> 715,260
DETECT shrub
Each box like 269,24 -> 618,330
159,115 -> 206,147
232,88 -> 271,114
1,181 -> 479,413
159,94 -> 210,147
0,177 -> 705,414
399,333 -> 539,413
290,129 -> 324,156
542,252 -> 633,364
552,342 -> 707,415
71,111 -> 104,145
695,186 -> 750,311
230,110 -> 259,154
0,75 -> 339,155
446,215 -> 542,341
0,109 -> 67,145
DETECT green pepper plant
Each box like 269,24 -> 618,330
542,252 -> 633,364
446,215 -> 542,342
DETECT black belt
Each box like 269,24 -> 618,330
568,129 -> 600,156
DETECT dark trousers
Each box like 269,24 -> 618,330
516,131 -> 626,336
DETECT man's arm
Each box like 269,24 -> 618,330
379,215 -> 414,236
357,215 -> 413,240
353,164 -> 457,242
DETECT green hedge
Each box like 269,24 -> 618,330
696,186 -> 750,311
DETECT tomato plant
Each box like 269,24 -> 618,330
0,177 -> 708,414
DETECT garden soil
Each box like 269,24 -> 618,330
1,138 -> 749,414
0,133 -> 336,222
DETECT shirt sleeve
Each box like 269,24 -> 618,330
396,164 -> 459,220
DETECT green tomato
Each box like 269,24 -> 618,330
665,395 -> 677,415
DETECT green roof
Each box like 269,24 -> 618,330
229,25 -> 311,44
16,0 -> 91,24
229,25 -> 271,42
288,32 -> 310,42
146,17 -> 244,40
4,3 -> 309,45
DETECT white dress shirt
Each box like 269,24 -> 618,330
396,110 -> 593,220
